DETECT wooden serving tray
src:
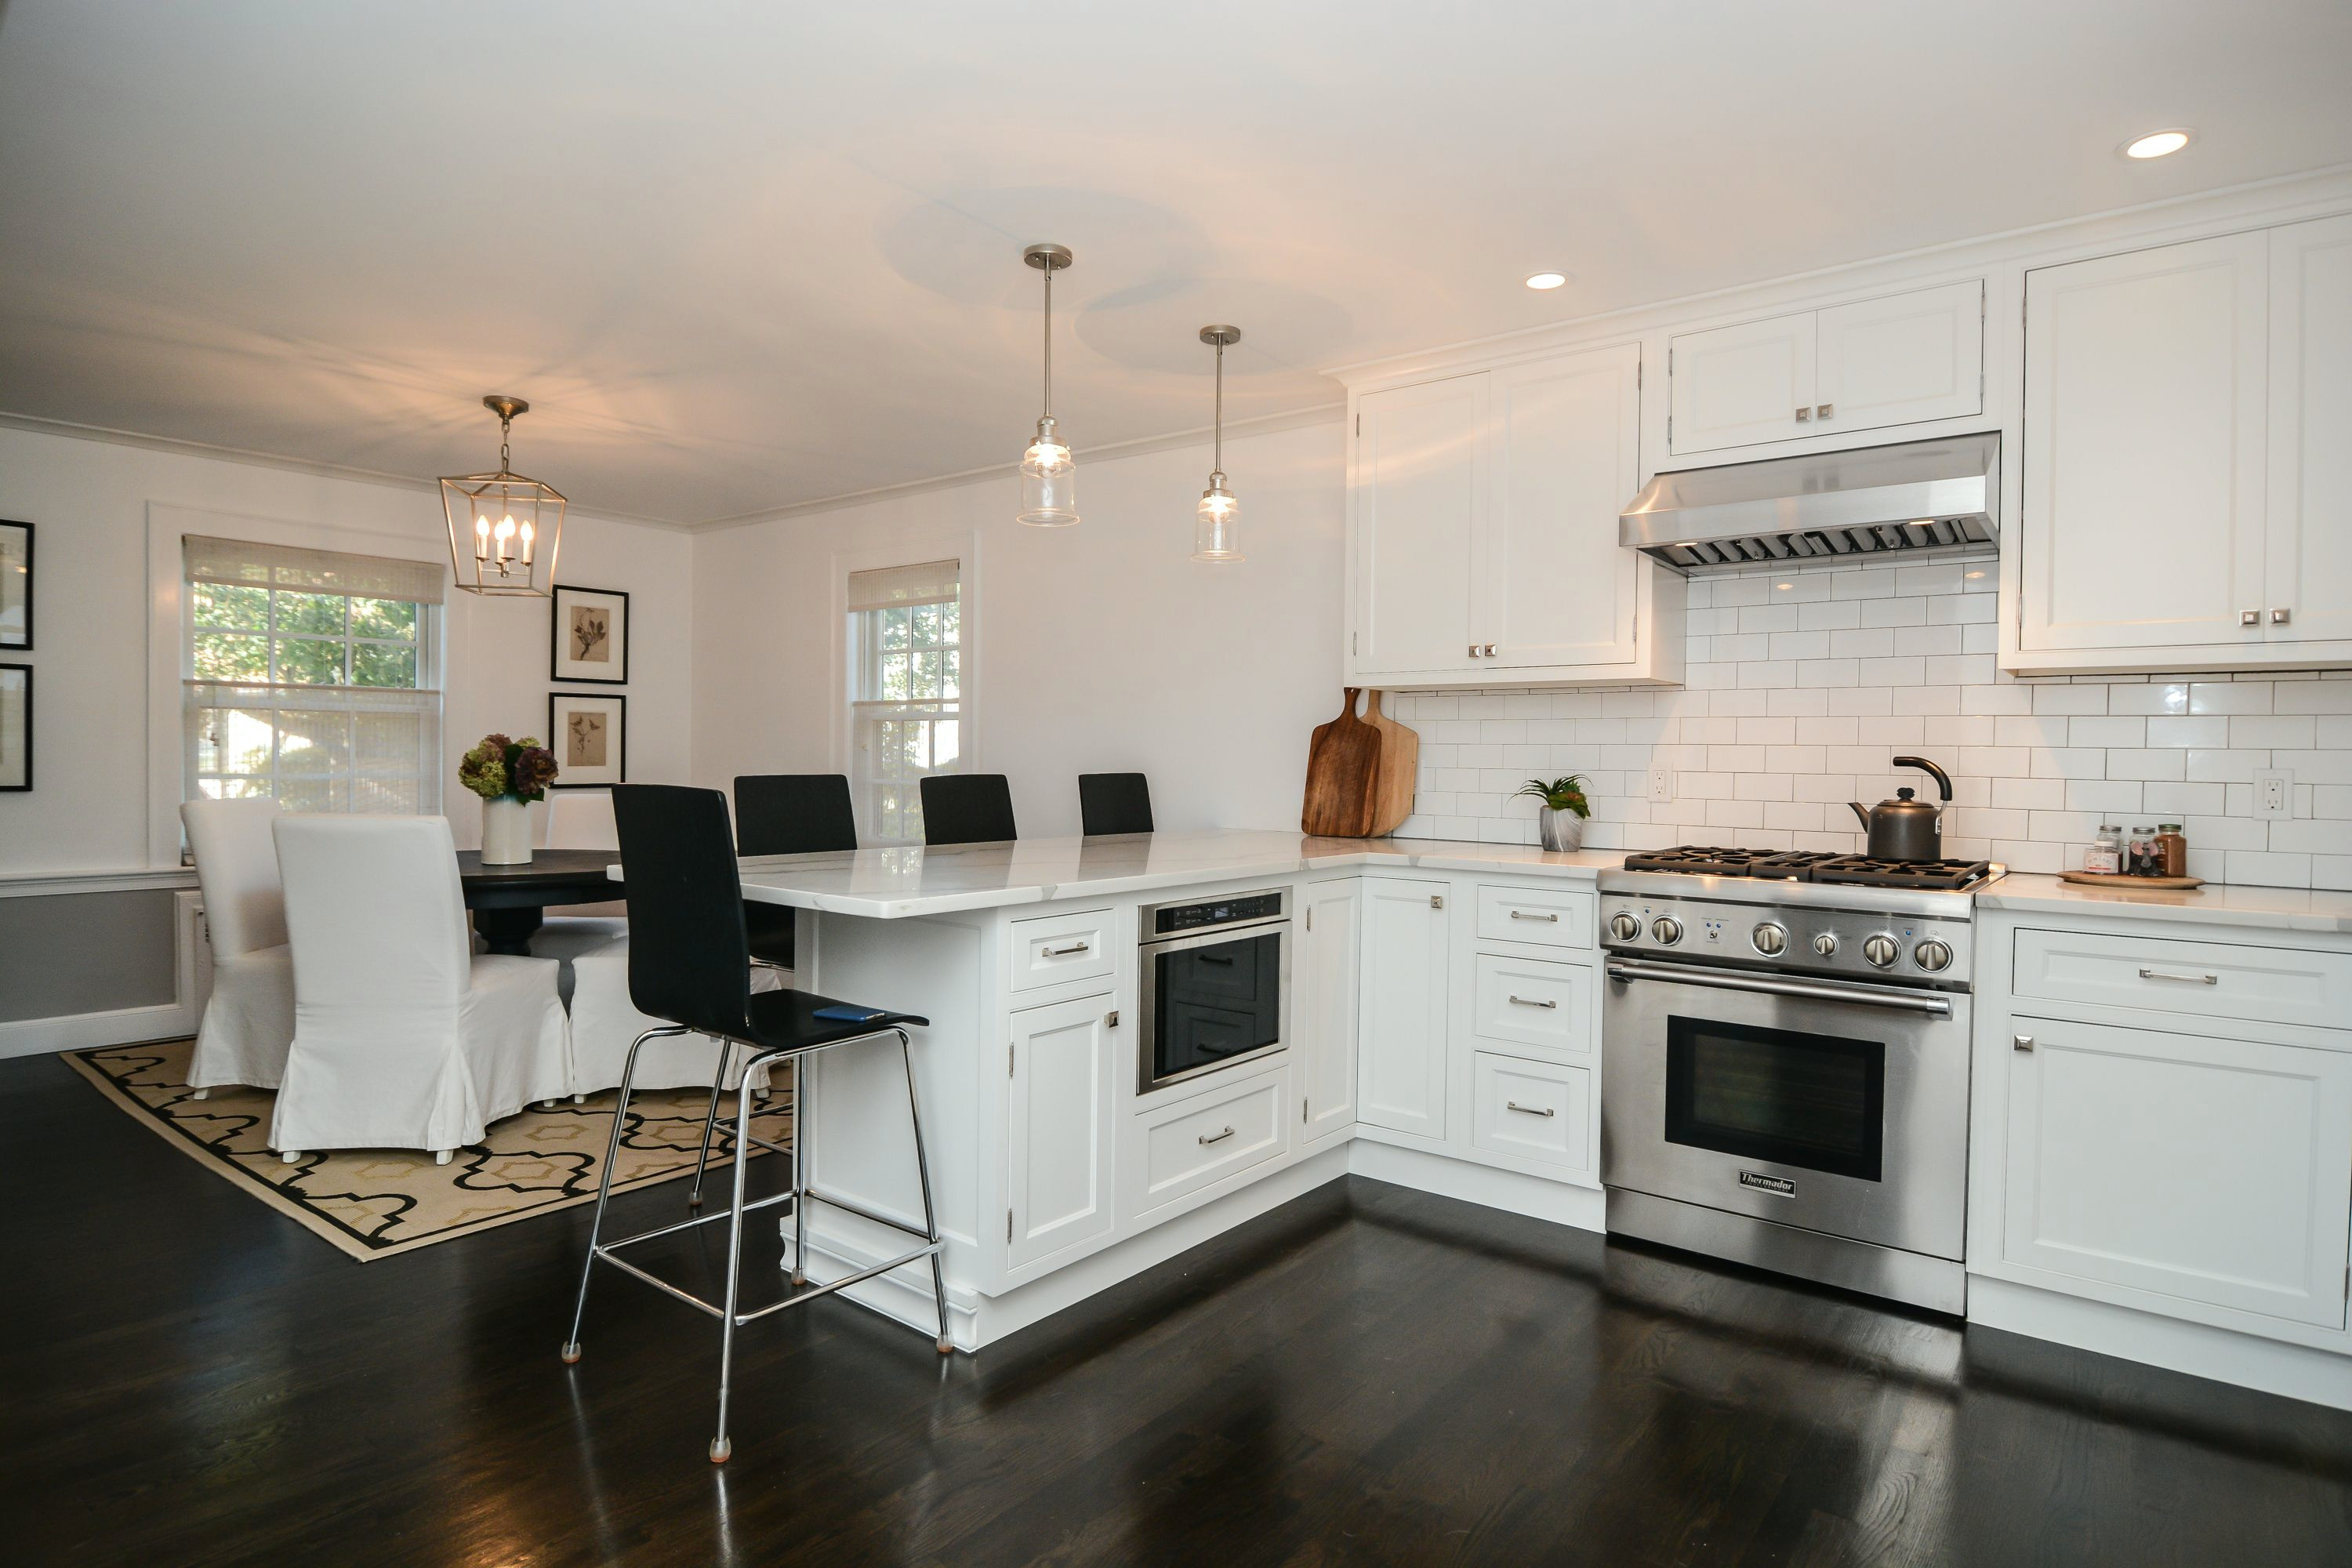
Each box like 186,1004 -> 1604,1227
2057,869 -> 2205,890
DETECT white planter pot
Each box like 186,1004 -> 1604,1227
481,795 -> 533,865
1537,807 -> 1585,853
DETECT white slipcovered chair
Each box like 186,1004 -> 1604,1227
181,796 -> 297,1096
524,789 -> 629,1002
271,815 -> 570,1163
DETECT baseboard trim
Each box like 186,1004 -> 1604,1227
1347,1139 -> 1606,1233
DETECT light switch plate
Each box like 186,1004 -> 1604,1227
1647,765 -> 1675,804
2253,768 -> 2293,821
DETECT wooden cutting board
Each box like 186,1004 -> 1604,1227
1301,688 -> 1382,837
1360,690 -> 1418,837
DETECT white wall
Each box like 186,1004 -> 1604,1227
691,419 -> 1345,837
0,423 -> 695,874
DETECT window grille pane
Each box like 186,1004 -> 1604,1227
275,638 -> 344,685
349,597 -> 417,640
194,630 -> 270,681
194,583 -> 269,629
275,591 -> 347,635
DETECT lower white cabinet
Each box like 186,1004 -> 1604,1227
1293,880 -> 1362,1145
1997,1012 -> 2352,1330
1468,1051 -> 1592,1173
1357,877 -> 1451,1138
1006,994 -> 1116,1270
1127,1063 -> 1290,1219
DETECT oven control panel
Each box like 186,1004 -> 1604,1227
1597,892 -> 1973,988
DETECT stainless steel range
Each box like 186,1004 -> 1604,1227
1598,847 -> 1999,1315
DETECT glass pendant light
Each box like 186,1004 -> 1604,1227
1193,325 -> 1242,562
1017,242 -> 1079,527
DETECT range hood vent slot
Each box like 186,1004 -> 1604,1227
1621,434 -> 1999,572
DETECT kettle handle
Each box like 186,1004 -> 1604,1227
1848,801 -> 1873,829
1893,755 -> 1953,803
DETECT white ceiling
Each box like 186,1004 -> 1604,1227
2,1 -> 2348,526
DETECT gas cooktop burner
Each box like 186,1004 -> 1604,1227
1618,845 -> 1996,892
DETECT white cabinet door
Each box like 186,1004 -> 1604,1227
1293,880 -> 1361,1145
1813,280 -> 1984,435
1353,374 -> 1485,675
2266,213 -> 2352,645
1668,310 -> 1815,454
2002,1014 -> 2352,1329
2020,232 -> 2270,652
1006,995 -> 1116,1270
1482,343 -> 1644,670
1356,878 -> 1450,1139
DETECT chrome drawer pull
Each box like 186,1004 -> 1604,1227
1506,1101 -> 1555,1117
1507,994 -> 1559,1009
1508,910 -> 1561,923
2137,967 -> 2217,985
2013,1034 -> 2034,1052
1198,1125 -> 1236,1145
1040,941 -> 1091,957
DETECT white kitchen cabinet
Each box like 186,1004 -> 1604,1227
1667,280 -> 1983,456
1356,878 -> 1450,1139
1346,342 -> 1681,688
2266,213 -> 2352,645
1293,880 -> 1361,1145
1005,994 -> 1116,1270
1998,1014 -> 2352,1330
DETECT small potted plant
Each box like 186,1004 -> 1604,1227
459,731 -> 559,864
1514,774 -> 1592,853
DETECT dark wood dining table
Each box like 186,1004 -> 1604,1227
456,849 -> 623,956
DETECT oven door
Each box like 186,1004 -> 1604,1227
1601,957 -> 1970,1259
1139,923 -> 1290,1093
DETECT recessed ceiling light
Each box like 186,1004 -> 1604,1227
2123,129 -> 2192,160
1524,270 -> 1570,290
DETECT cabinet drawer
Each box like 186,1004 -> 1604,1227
2012,927 -> 2352,1033
1008,907 -> 1116,993
1133,1066 -> 1287,1214
1475,883 -> 1592,949
1469,1051 -> 1592,1171
1471,953 -> 1592,1055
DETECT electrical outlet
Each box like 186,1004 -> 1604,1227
2253,768 -> 2293,821
1648,765 -> 1675,804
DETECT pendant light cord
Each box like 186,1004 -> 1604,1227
499,414 -> 513,474
1040,263 -> 1054,423
1213,337 -> 1224,474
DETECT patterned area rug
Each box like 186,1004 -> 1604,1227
64,1038 -> 793,1262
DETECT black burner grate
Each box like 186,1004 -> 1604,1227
1619,845 -> 1995,891
1809,855 -> 1994,891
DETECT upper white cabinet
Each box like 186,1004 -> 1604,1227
2015,217 -> 2352,670
1347,341 -> 1682,688
1668,280 -> 1984,456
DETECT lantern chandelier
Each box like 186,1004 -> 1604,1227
1015,242 -> 1080,528
441,395 -> 564,597
1193,325 -> 1243,563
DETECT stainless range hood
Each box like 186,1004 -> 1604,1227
1620,433 -> 1999,571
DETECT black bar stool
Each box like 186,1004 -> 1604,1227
564,783 -> 950,1465
732,774 -> 858,971
920,773 -> 1016,846
1078,772 -> 1154,836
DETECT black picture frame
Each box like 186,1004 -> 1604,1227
549,583 -> 629,685
547,691 -> 626,788
0,662 -> 28,791
0,521 -> 30,652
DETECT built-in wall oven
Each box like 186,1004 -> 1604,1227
1138,888 -> 1290,1094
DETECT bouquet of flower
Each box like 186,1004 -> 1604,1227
459,732 -> 560,803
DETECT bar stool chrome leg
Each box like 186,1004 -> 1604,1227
564,1024 -> 687,1363
896,1029 -> 953,1354
686,1037 -> 729,1209
712,1047 -> 784,1465
789,1055 -> 811,1287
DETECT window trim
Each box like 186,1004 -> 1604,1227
826,532 -> 981,847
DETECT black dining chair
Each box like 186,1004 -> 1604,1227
564,784 -> 950,1465
732,774 -> 858,971
1078,772 -> 1154,836
920,773 -> 1016,846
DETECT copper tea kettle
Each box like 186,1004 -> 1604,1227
1849,756 -> 1954,862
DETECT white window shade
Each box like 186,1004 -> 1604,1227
183,533 -> 446,604
186,681 -> 444,815
847,558 -> 959,613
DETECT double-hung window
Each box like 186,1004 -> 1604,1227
183,535 -> 445,815
846,558 -> 963,843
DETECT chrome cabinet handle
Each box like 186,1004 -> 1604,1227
1508,909 -> 1560,922
1040,941 -> 1091,957
1199,1125 -> 1236,1145
1795,406 -> 1811,423
2242,609 -> 2260,626
1506,1101 -> 1555,1118
1468,643 -> 1483,658
1817,402 -> 1833,419
1483,643 -> 1497,657
2273,608 -> 2292,625
1606,957 -> 1955,1016
1507,994 -> 1559,1009
2013,1034 -> 2034,1052
2138,967 -> 2218,985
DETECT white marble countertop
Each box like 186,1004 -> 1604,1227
1977,873 -> 2352,935
657,829 -> 1619,920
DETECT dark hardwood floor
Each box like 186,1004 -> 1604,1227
9,1047 -> 2352,1566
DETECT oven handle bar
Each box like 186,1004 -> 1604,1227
1604,957 -> 1955,1018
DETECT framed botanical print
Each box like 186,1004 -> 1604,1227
0,521 -> 30,650
0,663 -> 28,790
549,691 -> 625,788
550,583 -> 628,684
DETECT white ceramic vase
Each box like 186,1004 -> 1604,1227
1538,806 -> 1585,853
481,794 -> 533,865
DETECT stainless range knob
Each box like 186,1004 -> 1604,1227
1607,912 -> 1642,943
1862,934 -> 1900,969
1811,932 -> 1838,958
1915,938 -> 1954,972
1651,916 -> 1684,946
1751,922 -> 1787,956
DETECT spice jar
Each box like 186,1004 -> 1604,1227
2128,826 -> 2158,877
2156,822 -> 2187,879
2085,825 -> 2124,875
